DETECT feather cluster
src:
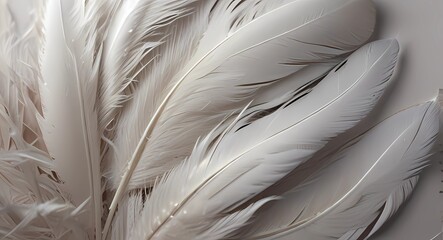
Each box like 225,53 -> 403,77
0,0 -> 439,239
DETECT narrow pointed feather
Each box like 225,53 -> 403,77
132,39 -> 398,240
99,0 -> 197,133
107,0 -> 214,183
39,1 -> 102,238
242,101 -> 439,240
110,0 -> 375,194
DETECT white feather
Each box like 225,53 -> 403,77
107,0 -> 214,187
106,0 -> 375,233
101,2 -> 217,236
242,101 -> 439,240
109,193 -> 144,240
38,0 -> 102,239
131,39 -> 398,240
109,0 -> 376,204
0,43 -> 83,239
99,0 -> 197,133
1,0 -> 435,239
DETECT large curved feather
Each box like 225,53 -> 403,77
110,0 -> 376,195
106,0 -> 376,233
131,39 -> 398,240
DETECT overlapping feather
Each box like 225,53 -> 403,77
240,101 -> 439,240
108,4 -> 377,228
99,0 -> 198,133
131,39 -> 399,240
105,0 -> 377,233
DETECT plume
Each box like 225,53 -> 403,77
106,0 -> 376,232
109,0 -> 376,205
98,0 -> 197,133
38,0 -> 102,238
241,101 -> 439,240
131,39 -> 398,240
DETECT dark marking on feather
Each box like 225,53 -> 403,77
283,80 -> 320,108
335,59 -> 348,72
238,78 -> 279,87
232,0 -> 247,12
247,105 -> 282,123
280,60 -> 325,66
227,0 -> 238,11
246,77 -> 323,123
284,91 -> 310,108
235,123 -> 251,132
290,38 -> 346,51
356,204 -> 385,240
209,0 -> 221,15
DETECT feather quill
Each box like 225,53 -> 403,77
242,101 -> 439,240
39,0 -> 102,238
131,39 -> 398,240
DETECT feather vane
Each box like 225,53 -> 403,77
132,39 -> 399,240
242,101 -> 439,240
